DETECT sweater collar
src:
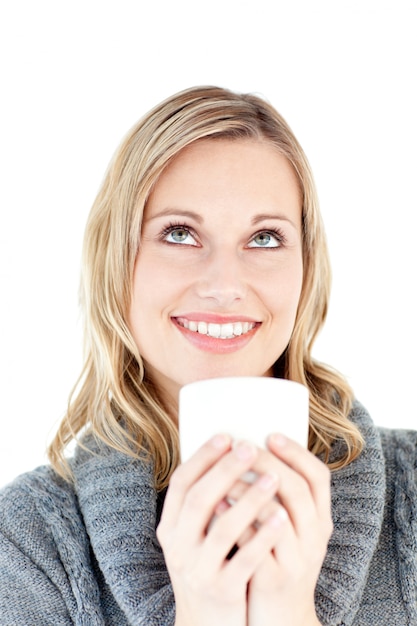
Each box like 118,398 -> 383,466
72,401 -> 385,626
315,401 -> 386,625
73,439 -> 176,623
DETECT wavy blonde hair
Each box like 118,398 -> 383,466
48,86 -> 363,488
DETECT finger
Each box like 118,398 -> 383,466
212,499 -> 255,552
160,434 -> 232,527
222,484 -> 281,531
236,497 -> 283,548
224,504 -> 289,582
203,470 -> 280,561
163,441 -> 261,549
214,498 -> 231,517
268,512 -> 327,592
215,489 -> 283,549
223,469 -> 273,505
267,434 -> 332,523
224,477 -> 251,504
246,446 -> 329,538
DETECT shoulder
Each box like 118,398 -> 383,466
376,425 -> 417,509
378,425 -> 417,463
347,400 -> 417,502
0,464 -> 81,539
0,464 -> 79,538
0,464 -> 83,566
347,400 -> 417,471
348,399 -> 380,434
347,399 -> 417,461
377,425 -> 417,505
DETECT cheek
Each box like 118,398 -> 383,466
130,256 -> 189,319
290,263 -> 304,303
261,260 -> 303,314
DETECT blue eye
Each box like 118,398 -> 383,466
247,231 -> 282,248
162,225 -> 198,246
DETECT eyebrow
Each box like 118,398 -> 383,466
250,213 -> 298,229
147,208 -> 297,229
147,208 -> 204,223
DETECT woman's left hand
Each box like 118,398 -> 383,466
220,435 -> 332,626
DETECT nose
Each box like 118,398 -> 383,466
195,249 -> 247,307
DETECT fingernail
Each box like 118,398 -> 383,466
269,507 -> 288,528
211,434 -> 230,450
270,433 -> 287,447
258,472 -> 278,491
234,440 -> 257,461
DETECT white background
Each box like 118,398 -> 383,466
1,1 -> 416,487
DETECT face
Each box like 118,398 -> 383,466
129,139 -> 303,406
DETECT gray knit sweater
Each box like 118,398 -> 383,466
0,402 -> 416,625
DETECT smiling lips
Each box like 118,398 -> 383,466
173,316 -> 260,354
175,316 -> 257,339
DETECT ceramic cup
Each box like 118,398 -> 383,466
179,376 -> 309,463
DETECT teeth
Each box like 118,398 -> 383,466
178,318 -> 256,339
208,323 -> 221,338
220,323 -> 234,339
234,322 -> 243,336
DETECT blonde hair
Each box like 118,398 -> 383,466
48,85 -> 363,488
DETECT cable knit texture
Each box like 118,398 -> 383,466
0,401 -> 416,625
389,428 -> 417,617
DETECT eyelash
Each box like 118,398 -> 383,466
159,222 -> 199,245
158,222 -> 287,248
250,227 -> 287,248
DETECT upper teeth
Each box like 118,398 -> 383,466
177,318 -> 256,339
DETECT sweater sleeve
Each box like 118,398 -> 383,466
0,479 -> 74,626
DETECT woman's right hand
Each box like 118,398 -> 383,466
156,435 -> 283,626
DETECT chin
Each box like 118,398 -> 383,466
180,364 -> 273,385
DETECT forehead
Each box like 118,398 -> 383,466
159,137 -> 297,179
147,138 -> 302,212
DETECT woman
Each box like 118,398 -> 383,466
0,86 -> 416,625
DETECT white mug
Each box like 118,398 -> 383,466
179,376 -> 309,462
